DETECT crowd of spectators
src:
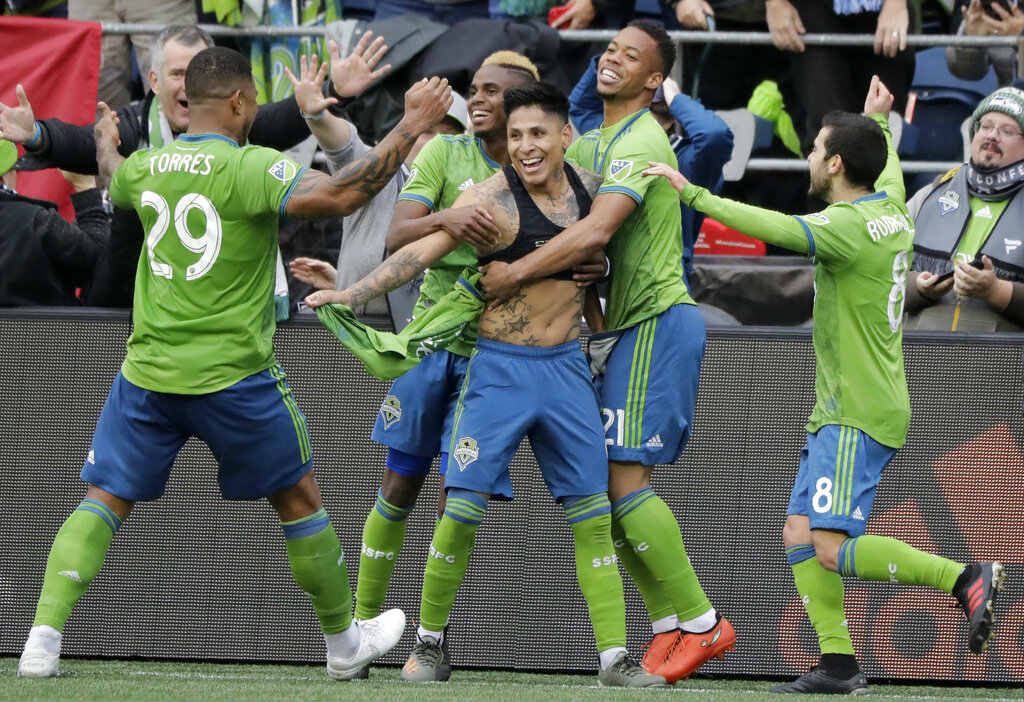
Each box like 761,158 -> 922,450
2,0 -> 1023,332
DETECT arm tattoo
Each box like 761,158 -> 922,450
345,247 -> 428,308
328,126 -> 415,198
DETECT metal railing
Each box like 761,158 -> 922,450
96,22 -> 996,176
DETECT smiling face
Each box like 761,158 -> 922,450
467,65 -> 528,140
595,27 -> 662,102
507,104 -> 571,190
971,111 -> 1024,169
151,38 -> 207,134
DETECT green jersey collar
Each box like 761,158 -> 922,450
178,133 -> 240,148
475,137 -> 500,168
854,191 -> 887,204
595,108 -> 650,175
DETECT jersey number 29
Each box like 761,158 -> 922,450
142,190 -> 223,281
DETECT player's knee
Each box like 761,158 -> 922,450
380,467 -> 426,507
810,532 -> 842,572
781,516 -> 809,549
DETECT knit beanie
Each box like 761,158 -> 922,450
971,86 -> 1024,138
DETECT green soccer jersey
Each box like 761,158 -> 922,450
399,133 -> 501,308
109,133 -> 303,394
566,108 -> 693,331
679,113 -> 912,447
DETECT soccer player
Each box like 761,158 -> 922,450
480,20 -> 734,683
642,75 -> 1006,694
346,53 -> 538,675
307,81 -> 667,688
17,46 -> 453,680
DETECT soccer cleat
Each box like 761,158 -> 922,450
654,615 -> 736,683
954,561 -> 1006,654
326,609 -> 406,680
598,651 -> 670,688
18,625 -> 62,678
771,666 -> 868,694
401,631 -> 452,682
640,630 -> 681,674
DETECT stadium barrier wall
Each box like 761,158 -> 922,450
0,309 -> 1021,682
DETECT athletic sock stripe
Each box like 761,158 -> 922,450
785,543 -> 816,565
633,317 -> 656,447
838,537 -> 857,576
610,486 -> 655,519
281,508 -> 330,539
374,490 -> 413,521
563,494 -> 612,524
444,498 -> 486,526
77,499 -> 121,533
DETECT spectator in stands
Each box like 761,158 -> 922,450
661,0 -> 793,115
905,86 -> 1024,331
1,25 -> 314,176
69,0 -> 197,110
569,66 -> 733,284
375,0 -> 489,23
286,34 -> 471,330
0,139 -> 109,306
765,0 -> 915,147
946,0 -> 1024,87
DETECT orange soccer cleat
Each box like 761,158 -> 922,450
654,615 -> 735,684
640,630 -> 682,674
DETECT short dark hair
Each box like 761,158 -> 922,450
820,111 -> 887,190
627,19 -> 676,77
503,82 -> 568,124
185,47 -> 254,102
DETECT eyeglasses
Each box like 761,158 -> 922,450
977,121 -> 1024,139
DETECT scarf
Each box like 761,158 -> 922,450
965,158 -> 1024,202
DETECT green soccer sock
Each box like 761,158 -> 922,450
33,499 -> 121,631
610,515 -> 676,625
788,543 -> 854,655
354,490 -> 414,620
282,509 -> 353,635
838,535 -> 964,593
419,489 -> 486,633
564,495 -> 626,652
612,488 -> 712,622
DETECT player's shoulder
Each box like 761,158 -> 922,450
569,161 -> 603,195
432,132 -> 477,154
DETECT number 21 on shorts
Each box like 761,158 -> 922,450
602,407 -> 625,447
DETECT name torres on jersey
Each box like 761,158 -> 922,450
148,150 -> 215,177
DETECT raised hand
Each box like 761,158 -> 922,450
550,0 -> 596,30
0,84 -> 38,144
284,53 -> 337,117
402,76 -> 453,136
94,102 -> 124,183
329,32 -> 392,99
289,256 -> 338,290
863,75 -> 894,116
873,0 -> 909,58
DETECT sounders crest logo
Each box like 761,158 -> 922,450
379,395 -> 402,429
268,159 -> 297,183
608,159 -> 633,182
453,437 -> 479,471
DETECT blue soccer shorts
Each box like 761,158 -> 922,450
81,366 -> 312,501
443,338 -> 608,500
595,302 -> 705,466
370,349 -> 469,475
787,424 -> 898,536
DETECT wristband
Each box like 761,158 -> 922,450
26,121 -> 42,149
301,109 -> 327,121
327,80 -> 357,112
603,256 -> 611,278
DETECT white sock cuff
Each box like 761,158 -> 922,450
324,620 -> 360,660
598,646 -> 627,670
650,614 -> 679,635
680,608 -> 717,633
417,625 -> 444,643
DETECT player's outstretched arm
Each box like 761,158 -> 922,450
94,103 -> 125,186
285,77 -> 452,219
305,228 -> 459,309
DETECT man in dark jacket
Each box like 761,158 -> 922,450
0,140 -> 109,306
0,25 -> 312,175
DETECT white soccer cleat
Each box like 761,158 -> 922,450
18,625 -> 62,678
326,609 -> 406,680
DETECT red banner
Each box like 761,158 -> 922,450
0,16 -> 101,220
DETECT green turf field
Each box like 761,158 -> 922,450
3,659 -> 1023,702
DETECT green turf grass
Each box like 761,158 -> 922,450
3,659 -> 1023,702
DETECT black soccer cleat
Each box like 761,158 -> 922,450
954,561 -> 1006,654
771,666 -> 868,695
